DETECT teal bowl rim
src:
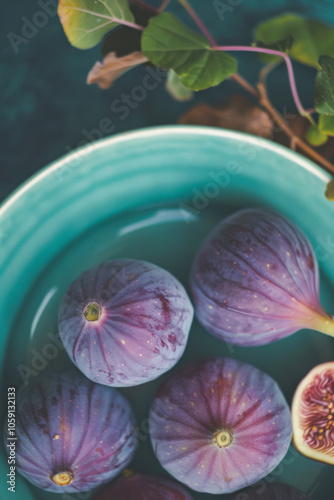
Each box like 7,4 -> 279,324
0,125 -> 333,500
0,125 -> 331,219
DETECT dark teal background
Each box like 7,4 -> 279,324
1,0 -> 334,201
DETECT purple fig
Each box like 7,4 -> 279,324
11,370 -> 137,492
292,362 -> 334,465
190,208 -> 334,346
59,259 -> 193,387
229,482 -> 310,499
92,471 -> 194,499
149,357 -> 292,494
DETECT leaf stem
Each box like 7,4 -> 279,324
213,45 -> 313,122
177,0 -> 217,46
112,18 -> 144,30
158,0 -> 171,12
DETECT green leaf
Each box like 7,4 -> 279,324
141,13 -> 237,91
315,55 -> 334,115
254,13 -> 334,68
305,124 -> 328,146
58,0 -> 135,49
255,35 -> 293,63
325,179 -> 334,201
319,115 -> 334,136
165,70 -> 194,101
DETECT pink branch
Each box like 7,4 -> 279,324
213,45 -> 308,117
178,0 -> 216,46
112,18 -> 144,30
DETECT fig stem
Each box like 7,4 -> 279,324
83,301 -> 101,322
311,313 -> 334,338
52,472 -> 73,486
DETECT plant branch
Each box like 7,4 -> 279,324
177,0 -> 217,46
213,45 -> 313,122
257,82 -> 334,174
158,0 -> 171,11
231,73 -> 259,98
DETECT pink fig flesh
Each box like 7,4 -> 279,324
292,362 -> 334,465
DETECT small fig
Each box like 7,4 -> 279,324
292,362 -> 334,465
190,208 -> 334,346
149,357 -> 292,494
92,471 -> 194,499
59,259 -> 193,387
229,482 -> 310,499
11,370 -> 137,492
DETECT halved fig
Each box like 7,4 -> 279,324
292,362 -> 334,465
190,208 -> 334,346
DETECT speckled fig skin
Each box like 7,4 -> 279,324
190,208 -> 334,346
59,259 -> 193,387
292,362 -> 334,466
12,370 -> 137,493
149,357 -> 292,495
229,482 -> 310,499
92,472 -> 194,500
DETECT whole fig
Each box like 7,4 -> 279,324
229,482 -> 310,499
292,362 -> 334,466
190,208 -> 334,346
92,471 -> 194,499
59,259 -> 193,387
149,357 -> 292,494
11,370 -> 137,492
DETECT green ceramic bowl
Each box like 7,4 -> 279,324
1,126 -> 334,499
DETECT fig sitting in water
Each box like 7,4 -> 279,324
229,482 -> 310,499
11,370 -> 137,492
190,208 -> 334,346
59,259 -> 193,387
292,362 -> 334,465
149,357 -> 292,494
92,471 -> 194,499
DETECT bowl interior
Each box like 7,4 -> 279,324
1,126 -> 334,499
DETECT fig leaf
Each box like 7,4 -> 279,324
58,0 -> 135,49
315,55 -> 334,115
87,51 -> 148,89
254,13 -> 334,68
165,70 -> 194,101
141,13 -> 237,91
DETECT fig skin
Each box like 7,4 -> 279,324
229,482 -> 310,499
92,472 -> 194,499
59,259 -> 194,387
149,357 -> 292,495
292,362 -> 334,465
190,208 -> 334,346
12,370 -> 137,493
